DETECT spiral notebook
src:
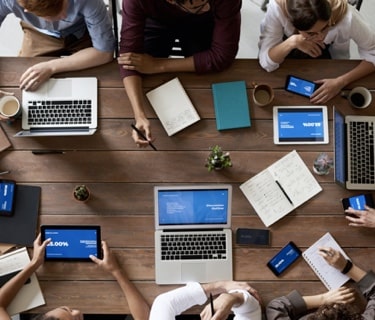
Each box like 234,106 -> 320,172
303,232 -> 350,290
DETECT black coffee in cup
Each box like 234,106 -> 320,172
350,92 -> 365,108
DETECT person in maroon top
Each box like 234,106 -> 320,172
118,0 -> 241,147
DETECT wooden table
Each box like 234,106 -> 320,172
0,57 -> 374,315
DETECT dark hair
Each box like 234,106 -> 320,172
17,0 -> 65,17
32,314 -> 59,320
308,303 -> 362,320
286,0 -> 331,31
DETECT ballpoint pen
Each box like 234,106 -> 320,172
130,124 -> 157,151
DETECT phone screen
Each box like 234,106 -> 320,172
267,241 -> 301,276
0,180 -> 16,215
342,194 -> 374,210
285,75 -> 317,98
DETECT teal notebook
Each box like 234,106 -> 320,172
212,81 -> 251,130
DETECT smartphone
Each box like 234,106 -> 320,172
0,180 -> 16,216
342,193 -> 374,216
236,228 -> 270,246
267,241 -> 301,276
285,75 -> 317,98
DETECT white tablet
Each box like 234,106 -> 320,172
273,106 -> 329,144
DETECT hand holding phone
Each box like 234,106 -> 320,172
285,75 -> 317,98
342,194 -> 374,217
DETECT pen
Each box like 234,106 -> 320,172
130,124 -> 157,151
32,150 -> 65,155
275,180 -> 293,205
0,170 -> 10,175
320,249 -> 334,257
210,293 -> 215,316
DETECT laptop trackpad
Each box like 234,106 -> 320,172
181,263 -> 206,282
47,79 -> 72,98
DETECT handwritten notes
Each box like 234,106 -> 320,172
240,150 -> 322,227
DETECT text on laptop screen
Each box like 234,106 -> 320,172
334,109 -> 346,186
158,189 -> 229,225
43,227 -> 100,260
277,108 -> 325,142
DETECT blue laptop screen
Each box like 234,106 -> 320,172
277,108 -> 325,142
157,189 -> 229,226
334,109 -> 346,186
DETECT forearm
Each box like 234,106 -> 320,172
154,56 -> 195,73
336,60 -> 375,88
268,35 -> 300,64
111,269 -> 150,320
46,48 -> 114,75
123,75 -> 147,120
347,263 -> 367,283
0,261 -> 39,308
302,294 -> 325,310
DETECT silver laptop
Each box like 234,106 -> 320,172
334,107 -> 375,189
154,185 -> 233,284
15,77 -> 98,137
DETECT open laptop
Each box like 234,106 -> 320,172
154,185 -> 233,284
15,77 -> 98,137
333,107 -> 375,190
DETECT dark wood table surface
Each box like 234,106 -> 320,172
0,57 -> 374,315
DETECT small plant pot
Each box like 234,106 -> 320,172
205,145 -> 232,172
73,185 -> 90,202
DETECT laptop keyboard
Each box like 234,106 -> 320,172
27,100 -> 92,125
161,232 -> 228,260
349,121 -> 375,184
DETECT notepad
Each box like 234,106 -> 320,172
0,247 -> 45,315
212,81 -> 251,130
240,150 -> 322,227
303,232 -> 350,290
146,77 -> 200,136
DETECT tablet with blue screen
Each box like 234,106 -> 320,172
41,225 -> 102,261
273,106 -> 329,144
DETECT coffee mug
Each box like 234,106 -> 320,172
345,87 -> 372,109
252,83 -> 274,107
0,96 -> 21,119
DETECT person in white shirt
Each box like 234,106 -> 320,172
258,0 -> 375,104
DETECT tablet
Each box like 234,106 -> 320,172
41,225 -> 102,261
273,106 -> 329,144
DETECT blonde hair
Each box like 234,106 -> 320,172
17,0 -> 65,17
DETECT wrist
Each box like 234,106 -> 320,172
341,260 -> 353,274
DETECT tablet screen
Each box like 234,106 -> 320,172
41,225 -> 101,261
273,106 -> 329,144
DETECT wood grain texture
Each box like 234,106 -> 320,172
0,57 -> 374,315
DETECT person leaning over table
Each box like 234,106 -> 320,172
266,247 -> 375,319
118,0 -> 241,148
0,0 -> 115,93
1,234 -> 262,320
345,205 -> 375,228
258,0 -> 375,105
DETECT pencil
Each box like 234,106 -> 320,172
210,293 -> 215,316
130,124 -> 157,151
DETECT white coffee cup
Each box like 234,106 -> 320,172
347,87 -> 372,109
0,96 -> 21,119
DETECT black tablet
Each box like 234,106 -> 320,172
41,225 -> 102,261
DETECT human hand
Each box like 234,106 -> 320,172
31,233 -> 51,267
346,206 -> 375,228
318,247 -> 347,271
118,53 -> 160,74
310,78 -> 345,104
322,286 -> 356,305
132,118 -> 154,148
200,292 -> 238,320
294,35 -> 325,58
90,241 -> 121,274
19,61 -> 54,91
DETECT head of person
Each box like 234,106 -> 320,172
33,306 -> 82,320
17,0 -> 69,21
308,303 -> 362,320
286,0 -> 331,40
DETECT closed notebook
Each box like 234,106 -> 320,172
212,81 -> 251,130
146,77 -> 200,136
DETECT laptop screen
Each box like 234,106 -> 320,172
155,186 -> 231,229
333,108 -> 347,187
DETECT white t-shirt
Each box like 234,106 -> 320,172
258,0 -> 375,72
149,282 -> 262,320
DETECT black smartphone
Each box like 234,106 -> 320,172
236,228 -> 270,246
285,75 -> 317,98
0,180 -> 16,217
267,241 -> 301,276
342,193 -> 374,217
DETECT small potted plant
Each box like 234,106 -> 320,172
73,184 -> 90,202
205,145 -> 232,172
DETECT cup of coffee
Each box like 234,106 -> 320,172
347,87 -> 372,109
0,96 -> 21,120
252,83 -> 274,107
